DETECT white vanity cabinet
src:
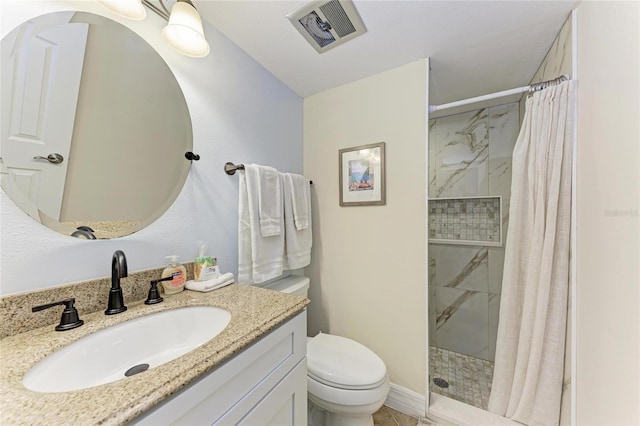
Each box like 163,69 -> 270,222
133,311 -> 307,425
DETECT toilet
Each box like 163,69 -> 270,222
263,275 -> 390,426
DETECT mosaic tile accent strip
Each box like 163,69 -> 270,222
429,346 -> 494,410
429,197 -> 502,246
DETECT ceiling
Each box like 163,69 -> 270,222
195,0 -> 578,104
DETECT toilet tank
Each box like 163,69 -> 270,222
263,275 -> 309,297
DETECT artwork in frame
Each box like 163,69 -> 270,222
339,142 -> 386,206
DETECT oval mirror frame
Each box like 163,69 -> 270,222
1,11 -> 193,239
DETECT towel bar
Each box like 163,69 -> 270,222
225,162 -> 312,184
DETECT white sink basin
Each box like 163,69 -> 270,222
23,306 -> 231,393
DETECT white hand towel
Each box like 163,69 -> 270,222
237,170 -> 285,284
238,171 -> 253,283
245,164 -> 282,237
282,172 -> 312,269
185,273 -> 235,292
283,173 -> 311,230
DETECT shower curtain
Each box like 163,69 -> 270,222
488,81 -> 574,426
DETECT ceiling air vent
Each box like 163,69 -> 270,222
287,0 -> 367,53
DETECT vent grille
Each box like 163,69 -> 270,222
299,11 -> 336,48
287,0 -> 367,53
320,0 -> 356,38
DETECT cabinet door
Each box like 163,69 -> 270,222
235,359 -> 307,426
132,311 -> 307,426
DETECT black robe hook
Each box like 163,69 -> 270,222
185,152 -> 200,161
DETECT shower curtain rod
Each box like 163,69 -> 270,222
429,74 -> 571,114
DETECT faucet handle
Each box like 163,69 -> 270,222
145,276 -> 172,305
32,298 -> 84,331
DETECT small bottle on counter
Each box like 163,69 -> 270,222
195,257 -> 220,281
194,243 -> 219,282
161,255 -> 187,295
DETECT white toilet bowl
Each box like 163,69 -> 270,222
306,333 -> 390,426
263,276 -> 390,426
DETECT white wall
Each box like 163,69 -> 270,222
575,2 -> 640,424
304,59 -> 427,394
0,0 -> 302,295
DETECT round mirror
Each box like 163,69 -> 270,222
1,11 -> 193,239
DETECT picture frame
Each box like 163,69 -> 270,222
339,142 -> 386,206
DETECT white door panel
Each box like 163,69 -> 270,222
8,168 -> 40,201
1,13 -> 87,221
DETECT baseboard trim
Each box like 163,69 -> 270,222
384,383 -> 426,419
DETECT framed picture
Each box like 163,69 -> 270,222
339,142 -> 386,206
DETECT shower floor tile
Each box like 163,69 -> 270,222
429,346 -> 494,410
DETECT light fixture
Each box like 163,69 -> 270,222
99,0 -> 211,58
98,0 -> 147,20
162,0 -> 210,58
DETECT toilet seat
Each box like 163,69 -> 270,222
308,373 -> 390,407
307,333 -> 387,390
307,371 -> 388,390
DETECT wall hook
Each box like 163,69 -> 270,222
185,152 -> 200,161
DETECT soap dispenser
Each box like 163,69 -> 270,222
161,255 -> 187,295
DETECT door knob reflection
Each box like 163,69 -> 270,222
33,153 -> 64,164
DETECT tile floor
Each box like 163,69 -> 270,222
373,406 -> 442,426
373,406 -> 419,426
429,346 -> 494,410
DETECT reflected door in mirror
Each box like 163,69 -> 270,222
1,13 -> 87,221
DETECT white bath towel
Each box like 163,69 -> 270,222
185,273 -> 234,292
238,169 -> 285,284
283,173 -> 310,230
245,164 -> 282,237
282,173 -> 312,269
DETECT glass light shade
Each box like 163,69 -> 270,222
162,1 -> 210,58
98,0 -> 146,20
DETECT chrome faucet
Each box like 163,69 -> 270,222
105,250 -> 128,315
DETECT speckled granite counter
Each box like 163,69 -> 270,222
61,220 -> 141,239
0,284 -> 309,425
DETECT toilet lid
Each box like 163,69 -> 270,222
307,333 -> 387,390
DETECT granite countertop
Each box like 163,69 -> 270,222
0,284 -> 309,425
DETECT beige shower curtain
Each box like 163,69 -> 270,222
488,81 -> 574,426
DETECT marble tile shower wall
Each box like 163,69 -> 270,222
428,102 -> 519,361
